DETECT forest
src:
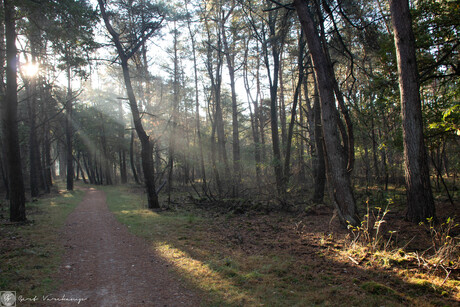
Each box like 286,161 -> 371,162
0,0 -> 459,305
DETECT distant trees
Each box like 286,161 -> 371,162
0,0 -> 97,220
1,0 -> 457,224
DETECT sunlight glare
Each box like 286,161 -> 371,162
22,62 -> 40,77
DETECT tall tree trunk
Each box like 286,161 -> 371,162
210,116 -> 222,196
221,11 -> 241,197
279,51 -> 287,153
243,40 -> 262,193
263,11 -> 285,196
186,6 -> 207,193
2,0 -> 26,221
294,0 -> 359,226
168,22 -> 180,205
59,140 -> 66,179
118,98 -> 127,184
130,129 -> 140,184
43,118 -> 52,190
371,116 -> 380,182
99,0 -> 159,209
284,34 -> 305,180
66,62 -> 74,191
312,81 -> 326,204
119,150 -> 127,184
204,18 -> 230,190
27,75 -> 40,197
122,58 -> 159,208
390,0 -> 435,223
100,114 -> 112,185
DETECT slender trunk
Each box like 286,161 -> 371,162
279,51 -> 287,152
3,0 -> 26,221
210,116 -> 222,196
298,83 -> 306,183
130,129 -> 140,184
119,150 -> 127,184
390,0 -> 435,222
66,62 -> 74,191
100,115 -> 112,185
27,77 -> 40,197
43,123 -> 52,189
243,43 -> 262,192
186,9 -> 207,192
59,140 -> 66,179
284,73 -> 301,181
371,116 -> 380,182
284,35 -> 305,180
263,15 -> 284,196
83,154 -> 94,184
312,81 -> 326,204
221,16 -> 241,197
168,23 -> 180,205
118,99 -> 127,184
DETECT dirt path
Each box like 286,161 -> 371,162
53,187 -> 201,307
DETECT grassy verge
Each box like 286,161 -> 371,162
0,186 -> 83,298
104,185 -> 459,306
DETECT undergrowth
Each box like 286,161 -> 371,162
343,198 -> 459,299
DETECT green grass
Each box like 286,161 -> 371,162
0,187 -> 83,298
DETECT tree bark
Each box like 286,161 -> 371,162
2,0 -> 26,221
130,129 -> 140,184
99,0 -> 159,208
66,62 -> 74,191
390,0 -> 436,223
221,9 -> 241,197
168,22 -> 180,205
312,81 -> 326,204
263,9 -> 286,196
119,99 -> 127,184
294,0 -> 359,226
185,5 -> 207,193
243,40 -> 262,193
26,75 -> 40,197
284,34 -> 305,181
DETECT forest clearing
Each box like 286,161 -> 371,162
0,0 -> 459,306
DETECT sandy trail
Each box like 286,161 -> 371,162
53,187 -> 200,307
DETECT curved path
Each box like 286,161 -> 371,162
54,187 -> 200,307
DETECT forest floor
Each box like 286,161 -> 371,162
102,184 -> 459,306
1,183 -> 459,306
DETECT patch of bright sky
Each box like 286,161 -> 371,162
88,0 -> 259,116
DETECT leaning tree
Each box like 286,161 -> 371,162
98,0 -> 166,209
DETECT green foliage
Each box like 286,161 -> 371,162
419,217 -> 460,268
428,104 -> 460,135
348,199 -> 393,253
